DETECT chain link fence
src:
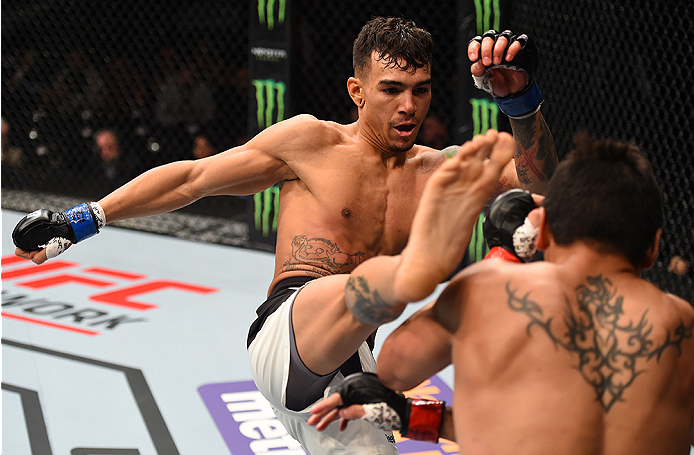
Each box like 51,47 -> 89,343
2,0 -> 691,301
510,0 -> 693,301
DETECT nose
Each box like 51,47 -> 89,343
398,92 -> 416,115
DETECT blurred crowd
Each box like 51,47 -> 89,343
2,42 -> 456,200
1,41 -> 250,196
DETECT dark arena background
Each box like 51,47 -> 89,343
2,0 -> 692,302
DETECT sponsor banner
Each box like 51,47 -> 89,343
199,375 -> 460,455
199,380 -> 307,455
248,0 -> 292,250
455,0 -> 511,145
253,184 -> 279,241
1,254 -> 218,335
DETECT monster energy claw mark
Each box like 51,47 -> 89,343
257,0 -> 286,30
473,0 -> 501,34
252,79 -> 286,130
470,98 -> 499,136
469,212 -> 490,263
254,186 -> 280,236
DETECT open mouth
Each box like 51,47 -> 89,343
394,123 -> 416,137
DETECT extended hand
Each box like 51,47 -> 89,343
468,30 -> 542,118
308,392 -> 366,432
12,203 -> 105,264
309,373 -> 445,443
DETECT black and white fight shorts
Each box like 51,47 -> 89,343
247,276 -> 398,454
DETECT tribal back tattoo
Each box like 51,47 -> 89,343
506,275 -> 693,412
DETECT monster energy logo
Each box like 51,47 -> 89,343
252,79 -> 286,130
468,211 -> 490,263
254,185 -> 279,237
257,0 -> 286,30
473,0 -> 501,34
470,98 -> 499,136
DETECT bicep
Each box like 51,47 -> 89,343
190,118 -> 309,196
191,145 -> 292,196
377,301 -> 452,392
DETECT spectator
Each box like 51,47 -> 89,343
102,54 -> 146,122
153,62 -> 216,162
191,134 -> 217,159
669,255 -> 691,277
1,117 -> 24,167
91,129 -> 134,191
419,111 -> 451,149
3,49 -> 45,119
153,63 -> 215,128
151,46 -> 181,96
38,49 -> 107,158
41,48 -> 106,117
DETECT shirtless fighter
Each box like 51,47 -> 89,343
310,136 -> 694,455
13,18 -> 557,453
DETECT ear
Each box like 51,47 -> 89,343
347,77 -> 365,108
535,207 -> 551,251
639,228 -> 662,271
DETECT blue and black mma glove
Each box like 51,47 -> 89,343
470,30 -> 542,119
12,202 -> 106,259
334,372 -> 445,443
483,189 -> 538,263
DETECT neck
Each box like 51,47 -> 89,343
356,120 -> 413,163
543,241 -> 640,276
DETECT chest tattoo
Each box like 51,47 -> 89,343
283,235 -> 365,275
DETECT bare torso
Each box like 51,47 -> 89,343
439,253 -> 694,455
268,119 -> 442,293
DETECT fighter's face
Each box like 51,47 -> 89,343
359,52 -> 432,153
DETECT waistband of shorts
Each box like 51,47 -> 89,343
269,276 -> 317,299
247,276 -> 316,348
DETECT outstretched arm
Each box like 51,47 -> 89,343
99,116 -> 308,222
468,30 -> 558,195
13,115 -> 320,264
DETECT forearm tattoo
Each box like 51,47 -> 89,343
345,275 -> 398,325
281,235 -> 365,276
510,114 -> 558,186
493,175 -> 516,197
506,275 -> 693,412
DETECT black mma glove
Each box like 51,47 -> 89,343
333,372 -> 445,443
470,30 -> 542,119
12,202 -> 106,259
483,189 -> 538,262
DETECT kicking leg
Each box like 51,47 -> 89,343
346,130 -> 514,322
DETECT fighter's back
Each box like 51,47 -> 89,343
440,255 -> 694,455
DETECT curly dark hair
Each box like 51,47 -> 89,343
543,133 -> 663,268
352,16 -> 433,76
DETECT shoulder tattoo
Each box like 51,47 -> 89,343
442,145 -> 459,159
506,275 -> 694,412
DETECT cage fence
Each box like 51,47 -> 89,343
2,0 -> 691,301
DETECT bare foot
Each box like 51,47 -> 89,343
394,130 -> 514,301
